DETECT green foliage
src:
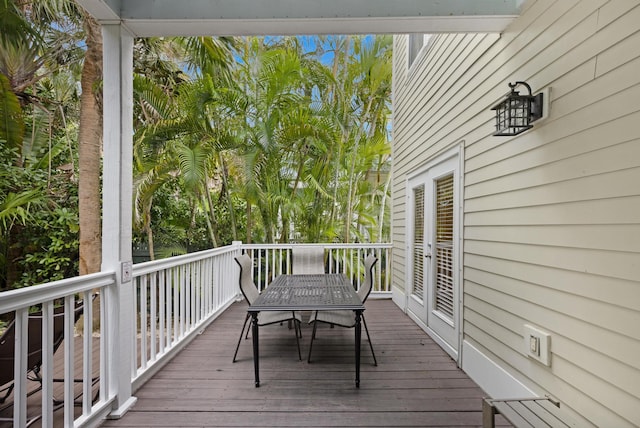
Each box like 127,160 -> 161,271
0,72 -> 23,149
0,134 -> 78,291
17,206 -> 79,287
3,24 -> 393,291
132,35 -> 393,252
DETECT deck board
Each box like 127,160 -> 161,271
101,299 -> 512,427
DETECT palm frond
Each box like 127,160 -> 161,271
0,189 -> 43,233
0,72 -> 23,150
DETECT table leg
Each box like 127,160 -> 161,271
251,312 -> 260,387
354,310 -> 362,388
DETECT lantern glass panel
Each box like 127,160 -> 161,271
492,94 -> 533,136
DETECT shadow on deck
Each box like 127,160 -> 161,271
100,299 -> 510,427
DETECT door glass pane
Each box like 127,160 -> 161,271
435,174 -> 454,319
412,186 -> 425,300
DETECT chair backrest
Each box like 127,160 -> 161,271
357,255 -> 378,303
234,254 -> 260,305
0,299 -> 85,388
291,247 -> 325,274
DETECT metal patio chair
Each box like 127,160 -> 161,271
291,246 -> 325,274
232,254 -> 303,362
307,255 -> 378,365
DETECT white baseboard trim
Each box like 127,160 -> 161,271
462,340 -> 535,399
391,286 -> 406,311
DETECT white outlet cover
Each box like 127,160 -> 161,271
122,260 -> 133,283
524,324 -> 551,366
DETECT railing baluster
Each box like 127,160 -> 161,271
99,290 -> 107,401
83,289 -> 93,415
194,260 -> 200,324
181,263 -> 186,337
64,295 -> 75,427
357,247 -> 362,290
186,262 -> 192,332
256,251 -> 262,292
159,270 -> 166,351
203,259 -> 208,320
132,278 -> 139,377
215,257 -> 221,310
14,308 -> 28,427
201,259 -> 206,318
41,301 -> 54,428
140,275 -> 148,370
150,271 -> 157,361
264,249 -> 268,290
378,248 -> 381,291
197,260 -> 202,323
173,267 -> 179,345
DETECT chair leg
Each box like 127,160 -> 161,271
233,313 -> 251,362
245,319 -> 251,339
291,312 -> 302,338
362,315 -> 377,366
293,319 -> 302,360
307,321 -> 319,363
0,383 -> 14,404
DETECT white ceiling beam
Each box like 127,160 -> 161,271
77,0 -> 521,36
125,16 -> 517,37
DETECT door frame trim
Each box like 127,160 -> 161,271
404,144 -> 464,363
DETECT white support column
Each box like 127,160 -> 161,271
101,23 -> 137,419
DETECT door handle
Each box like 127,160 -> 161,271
425,243 -> 432,258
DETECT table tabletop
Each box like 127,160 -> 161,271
248,273 -> 364,312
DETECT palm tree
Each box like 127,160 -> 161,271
132,36 -> 239,253
226,38 -> 324,243
0,0 -> 104,276
132,35 -> 392,254
76,7 -> 102,275
316,35 -> 392,243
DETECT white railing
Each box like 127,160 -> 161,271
0,272 -> 116,428
0,241 -> 389,427
241,243 -> 393,295
130,243 -> 241,390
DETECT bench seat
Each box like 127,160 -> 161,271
482,396 -> 580,428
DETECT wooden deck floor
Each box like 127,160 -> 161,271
101,299 -> 509,427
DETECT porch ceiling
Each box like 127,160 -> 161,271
76,0 -> 522,37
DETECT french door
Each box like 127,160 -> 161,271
407,152 -> 460,358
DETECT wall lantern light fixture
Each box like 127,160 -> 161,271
491,81 -> 544,136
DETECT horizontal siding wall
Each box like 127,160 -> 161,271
391,0 -> 640,426
391,32 -> 500,297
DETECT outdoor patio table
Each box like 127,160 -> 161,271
247,273 -> 365,388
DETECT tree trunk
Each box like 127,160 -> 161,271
245,202 -> 252,244
78,13 -> 102,276
204,187 -> 219,248
144,202 -> 155,261
218,153 -> 237,240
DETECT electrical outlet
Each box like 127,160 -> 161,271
122,260 -> 133,283
529,335 -> 539,356
524,324 -> 551,366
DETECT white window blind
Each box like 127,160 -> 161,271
412,186 -> 425,300
434,174 -> 454,320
